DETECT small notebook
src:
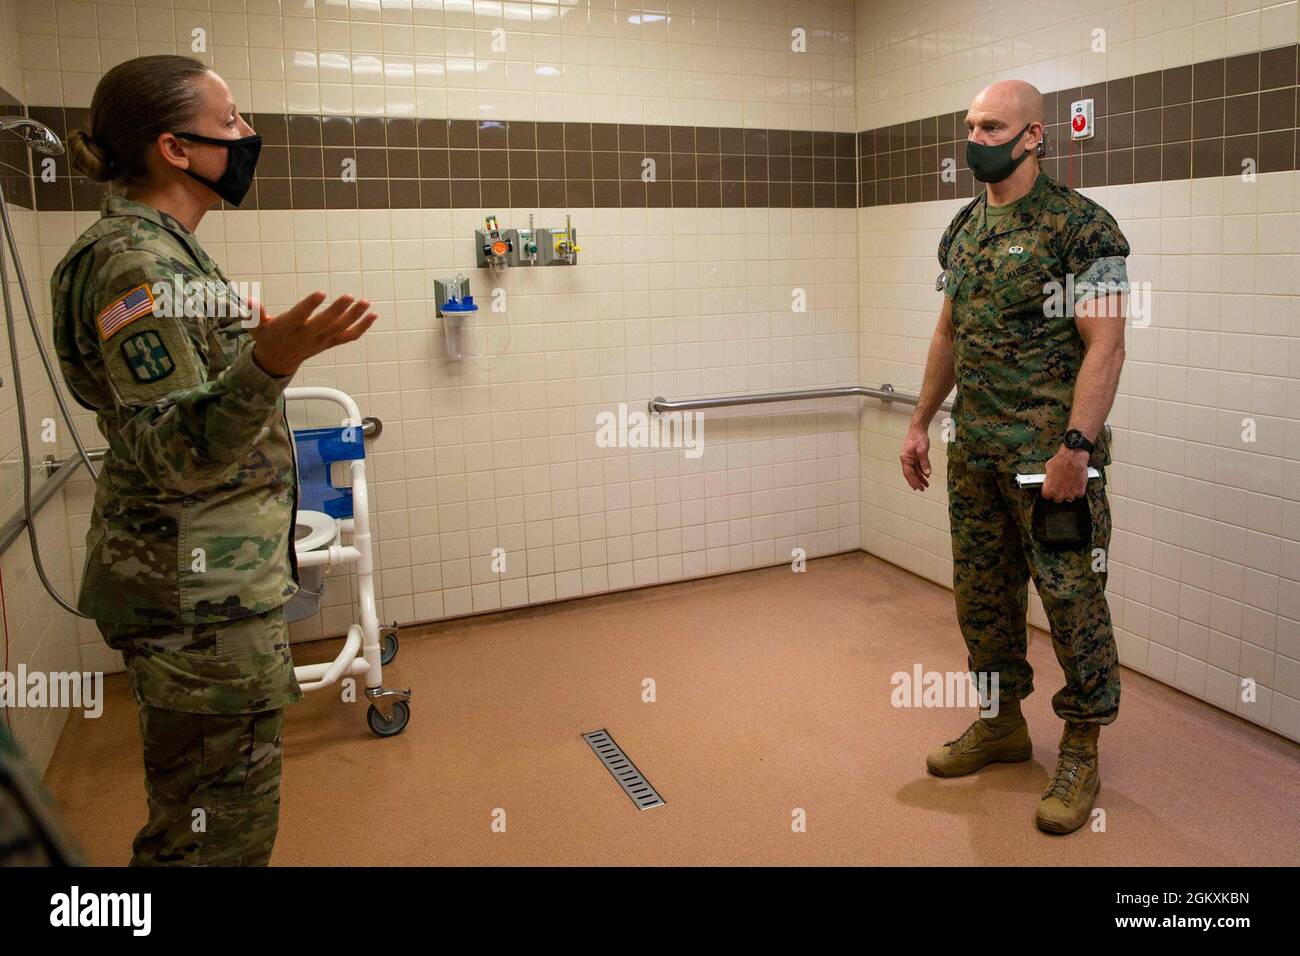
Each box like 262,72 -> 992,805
1015,467 -> 1100,488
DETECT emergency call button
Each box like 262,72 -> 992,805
1070,98 -> 1094,140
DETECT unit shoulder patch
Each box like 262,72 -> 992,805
121,330 -> 175,384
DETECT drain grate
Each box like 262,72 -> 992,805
583,729 -> 665,811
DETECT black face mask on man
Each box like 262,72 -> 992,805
172,131 -> 262,207
965,123 -> 1034,183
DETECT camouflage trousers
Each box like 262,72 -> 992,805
131,704 -> 284,866
947,458 -> 1120,724
98,608 -> 300,866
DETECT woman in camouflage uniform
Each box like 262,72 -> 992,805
52,55 -> 377,865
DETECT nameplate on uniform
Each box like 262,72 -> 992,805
96,283 -> 156,341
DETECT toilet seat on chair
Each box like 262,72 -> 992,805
295,509 -> 337,554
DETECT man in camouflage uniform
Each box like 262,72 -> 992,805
52,194 -> 302,865
899,80 -> 1130,834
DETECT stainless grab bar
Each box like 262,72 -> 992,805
0,415 -> 382,557
0,451 -> 101,556
649,383 -> 951,415
649,385 -> 1112,447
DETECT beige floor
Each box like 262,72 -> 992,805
43,552 -> 1300,866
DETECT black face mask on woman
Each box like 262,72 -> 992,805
965,123 -> 1033,183
172,131 -> 262,206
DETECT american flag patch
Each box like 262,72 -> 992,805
96,283 -> 156,340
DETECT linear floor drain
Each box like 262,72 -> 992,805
583,729 -> 665,811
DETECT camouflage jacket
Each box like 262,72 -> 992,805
52,195 -> 300,626
936,171 -> 1130,471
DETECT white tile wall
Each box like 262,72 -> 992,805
856,0 -> 1300,131
0,0 -> 22,97
20,0 -> 858,132
44,203 -> 863,646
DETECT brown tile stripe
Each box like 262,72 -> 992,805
860,43 -> 1300,205
12,42 -> 1300,214
0,84 -> 33,210
29,111 -> 859,212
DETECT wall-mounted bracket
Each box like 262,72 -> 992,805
434,275 -> 476,317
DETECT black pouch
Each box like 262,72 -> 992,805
1031,493 -> 1092,551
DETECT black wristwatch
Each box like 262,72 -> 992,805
1062,428 -> 1095,453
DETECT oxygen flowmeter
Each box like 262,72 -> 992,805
476,214 -> 513,268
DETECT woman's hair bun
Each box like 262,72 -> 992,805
66,128 -> 114,183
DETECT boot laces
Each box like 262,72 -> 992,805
945,720 -> 990,752
1044,752 -> 1086,802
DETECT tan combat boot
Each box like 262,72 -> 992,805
1035,722 -> 1101,834
926,700 -> 1033,777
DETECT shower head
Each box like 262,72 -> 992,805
0,116 -> 64,156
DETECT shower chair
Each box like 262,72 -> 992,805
285,386 -> 412,737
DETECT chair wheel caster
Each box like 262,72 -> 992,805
367,700 -> 410,737
380,630 -> 399,665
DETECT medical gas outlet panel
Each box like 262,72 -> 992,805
475,214 -> 580,268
